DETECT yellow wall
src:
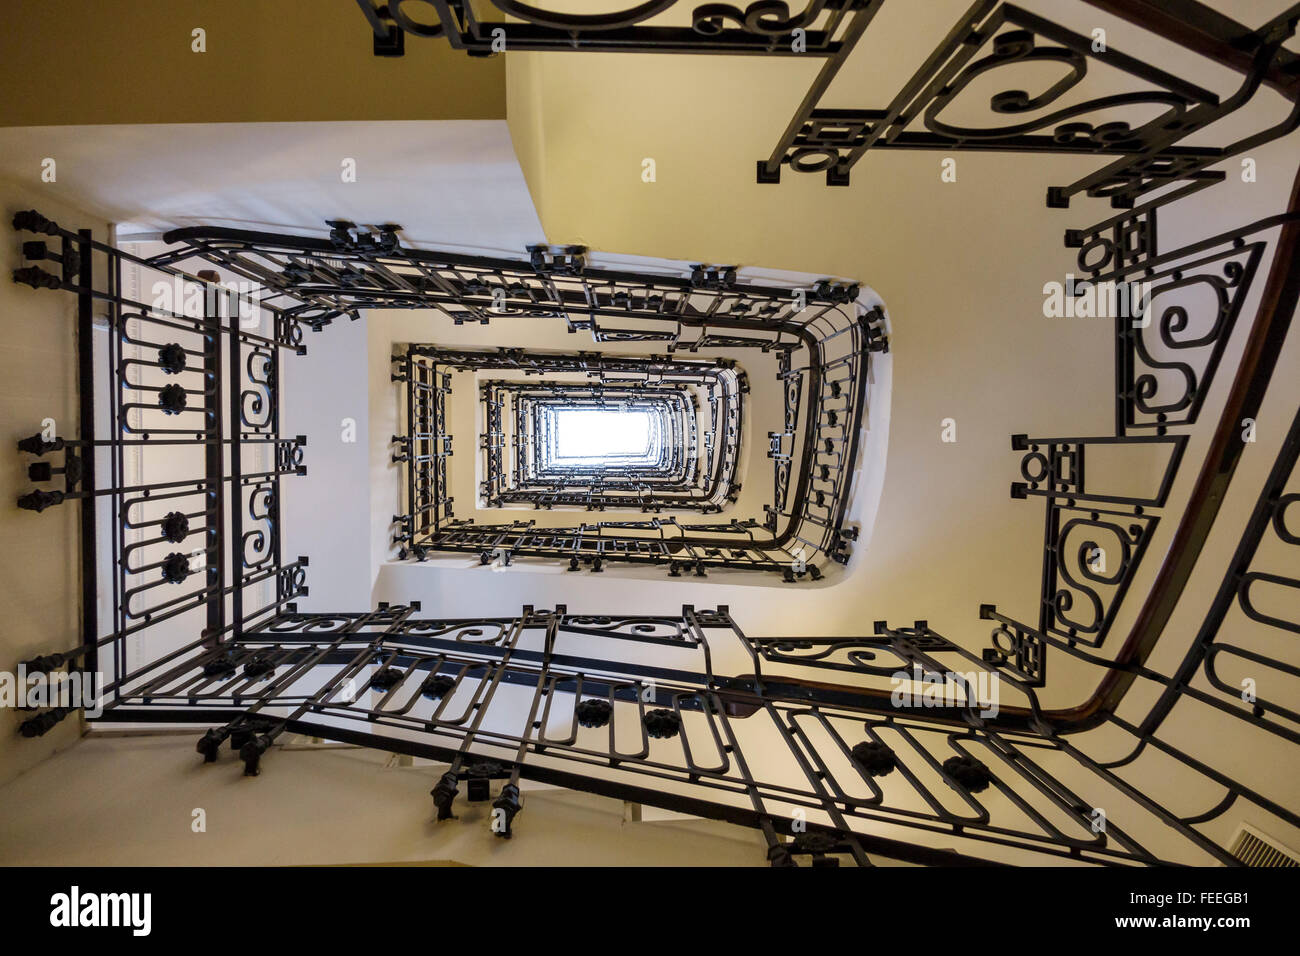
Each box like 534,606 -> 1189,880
0,186 -> 101,783
0,0 -> 504,126
0,736 -> 768,866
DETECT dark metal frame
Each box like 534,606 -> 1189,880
354,0 -> 872,57
483,379 -> 740,512
148,222 -> 884,579
391,331 -> 870,578
13,211 -> 311,735
354,0 -> 1300,200
8,0 -> 1300,868
74,590 -> 1298,866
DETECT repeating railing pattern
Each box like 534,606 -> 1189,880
482,380 -> 733,512
379,270 -> 878,578
354,1 -> 1300,197
8,0 -> 1298,866
393,348 -> 761,570
13,211 -> 310,731
68,598 -> 1290,866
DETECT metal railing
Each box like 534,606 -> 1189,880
8,0 -> 1298,866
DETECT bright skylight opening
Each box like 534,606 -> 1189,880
551,408 -> 655,464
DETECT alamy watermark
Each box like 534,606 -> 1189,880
890,664 -> 1000,718
50,886 -> 151,936
0,667 -> 102,718
1043,274 -> 1153,326
151,276 -> 265,328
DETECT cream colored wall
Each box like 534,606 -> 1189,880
500,0 -> 1300,687
0,0 -> 1296,862
0,184 -> 104,784
0,0 -> 504,126
369,259 -> 887,589
489,0 -> 1300,861
0,121 -> 543,246
0,119 -> 554,635
0,734 -> 767,867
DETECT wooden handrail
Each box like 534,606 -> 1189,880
722,161 -> 1299,735
734,10 -> 1300,733
1081,0 -> 1300,98
1042,157 -> 1300,730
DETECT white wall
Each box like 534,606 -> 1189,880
281,316 -> 373,612
0,734 -> 767,867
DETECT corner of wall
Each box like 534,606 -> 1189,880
505,54 -> 550,242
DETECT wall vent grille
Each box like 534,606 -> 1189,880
1229,825 -> 1300,867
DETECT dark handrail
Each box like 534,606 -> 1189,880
1082,0 -> 1300,98
1045,157 -> 1300,730
725,10 -> 1300,731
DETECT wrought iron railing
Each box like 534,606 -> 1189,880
65,586 -> 1297,865
353,0 -> 1300,193
383,273 -> 874,576
147,222 -> 883,578
353,0 -> 874,57
8,0 -> 1299,866
392,346 -> 805,570
12,211 -> 311,736
479,378 -> 737,513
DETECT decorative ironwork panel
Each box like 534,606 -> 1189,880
13,210 -> 310,718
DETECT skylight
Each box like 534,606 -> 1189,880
550,407 -> 656,465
